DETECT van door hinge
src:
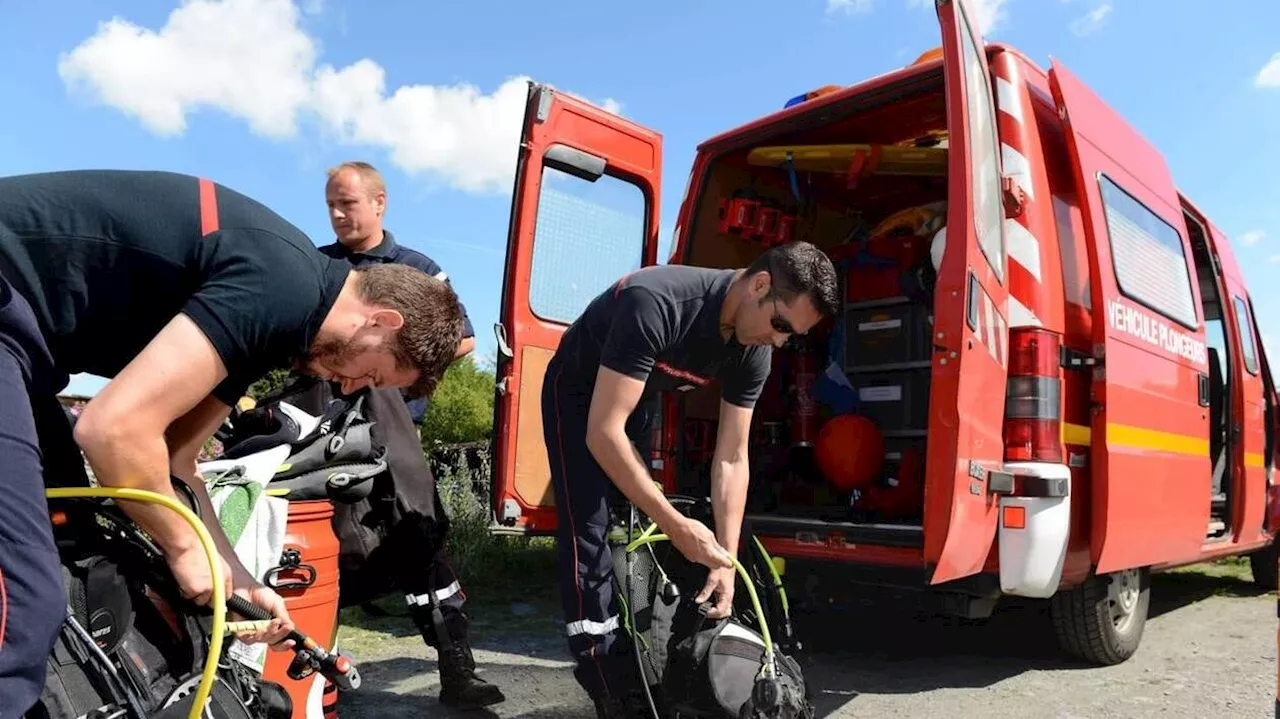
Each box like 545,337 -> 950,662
1001,176 -> 1026,219
1060,345 -> 1098,370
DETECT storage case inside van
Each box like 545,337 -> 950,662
668,70 -> 951,542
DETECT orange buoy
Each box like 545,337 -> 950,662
259,499 -> 343,719
813,414 -> 885,493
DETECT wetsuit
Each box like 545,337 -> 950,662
0,169 -> 348,714
540,264 -> 772,706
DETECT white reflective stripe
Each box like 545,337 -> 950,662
996,77 -> 1023,125
565,615 -> 620,637
404,580 -> 463,607
1001,144 -> 1035,201
1008,296 -> 1044,328
434,271 -> 448,281
1005,218 -> 1042,282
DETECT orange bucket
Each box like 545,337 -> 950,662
259,499 -> 342,719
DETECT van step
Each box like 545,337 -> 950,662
1206,519 -> 1227,537
745,513 -> 923,549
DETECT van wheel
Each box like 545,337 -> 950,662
1050,567 -> 1149,666
1249,539 -> 1280,590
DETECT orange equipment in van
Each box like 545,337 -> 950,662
486,0 -> 1280,667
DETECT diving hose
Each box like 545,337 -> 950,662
624,524 -> 778,677
46,486 -> 226,719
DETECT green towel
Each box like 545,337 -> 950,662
206,468 -> 261,546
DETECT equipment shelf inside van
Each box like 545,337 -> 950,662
670,84 -> 949,548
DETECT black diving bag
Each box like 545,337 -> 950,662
27,495 -> 292,719
611,496 -> 814,719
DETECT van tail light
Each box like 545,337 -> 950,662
1004,328 -> 1064,464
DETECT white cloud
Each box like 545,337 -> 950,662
1268,253 -> 1280,264
828,0 -> 875,13
897,0 -> 1010,34
57,0 -> 621,195
1238,230 -> 1265,248
1070,3 -> 1112,36
1256,53 -> 1280,89
969,0 -> 1011,34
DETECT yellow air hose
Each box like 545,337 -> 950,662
624,525 -> 777,675
46,486 -> 226,719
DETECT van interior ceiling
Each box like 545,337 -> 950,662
672,73 -> 951,540
1184,211 -> 1233,540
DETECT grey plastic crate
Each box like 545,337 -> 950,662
844,302 -> 934,371
853,368 -> 932,433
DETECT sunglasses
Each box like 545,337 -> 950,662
769,292 -> 797,335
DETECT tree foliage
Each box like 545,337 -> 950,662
420,355 -> 495,447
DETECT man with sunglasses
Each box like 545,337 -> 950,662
539,241 -> 839,718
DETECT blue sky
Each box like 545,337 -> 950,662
1,0 -> 1277,397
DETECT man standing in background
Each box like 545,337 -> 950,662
309,161 -> 502,709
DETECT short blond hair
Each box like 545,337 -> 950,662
326,160 -> 386,198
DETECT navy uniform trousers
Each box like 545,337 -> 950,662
539,355 -> 655,703
0,273 -> 71,716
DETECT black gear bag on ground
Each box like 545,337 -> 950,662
27,490 -> 291,719
610,495 -> 813,719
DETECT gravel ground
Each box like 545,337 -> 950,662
329,563 -> 1275,719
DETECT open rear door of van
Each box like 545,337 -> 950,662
1049,59 -> 1212,572
923,0 -> 1013,585
490,82 -> 663,535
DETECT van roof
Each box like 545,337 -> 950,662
694,41 -> 1045,155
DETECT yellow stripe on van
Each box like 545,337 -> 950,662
1246,452 -> 1266,469
1062,423 -> 1092,447
1106,423 -> 1209,457
1062,422 -> 1209,457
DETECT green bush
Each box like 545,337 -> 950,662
419,355 -> 495,447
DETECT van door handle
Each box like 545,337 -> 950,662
1198,374 -> 1210,408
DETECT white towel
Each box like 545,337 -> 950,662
200,443 -> 292,674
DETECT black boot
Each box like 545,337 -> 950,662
438,637 -> 506,709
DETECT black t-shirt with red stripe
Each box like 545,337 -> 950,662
0,169 -> 349,406
552,264 -> 772,409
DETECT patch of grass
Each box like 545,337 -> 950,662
1156,555 -> 1266,600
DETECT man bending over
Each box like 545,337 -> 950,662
540,242 -> 838,717
0,169 -> 464,715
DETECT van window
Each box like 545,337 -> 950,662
529,165 -> 647,325
957,2 -> 1005,283
1234,296 -> 1260,375
1098,175 -> 1198,328
1052,194 -> 1090,310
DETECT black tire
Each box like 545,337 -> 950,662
1050,568 -> 1150,666
1249,539 -> 1280,591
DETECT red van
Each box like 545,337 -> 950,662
487,0 -> 1280,665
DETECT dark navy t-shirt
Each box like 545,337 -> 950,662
317,230 -> 475,423
552,265 -> 772,409
0,169 -> 350,406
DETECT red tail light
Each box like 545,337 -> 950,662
1004,328 -> 1064,463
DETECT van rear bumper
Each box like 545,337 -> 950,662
745,514 -> 923,549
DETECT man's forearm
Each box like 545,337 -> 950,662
78,429 -> 203,557
587,428 -> 681,530
170,458 -> 256,585
710,457 -> 750,555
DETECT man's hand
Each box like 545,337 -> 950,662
231,580 -> 296,649
667,516 -> 732,572
696,566 -> 736,619
166,542 -> 235,608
